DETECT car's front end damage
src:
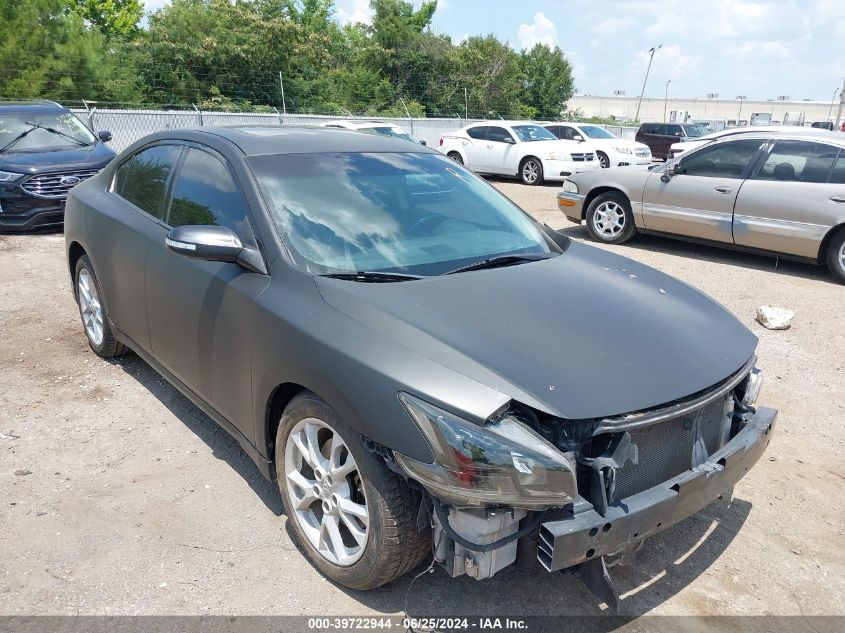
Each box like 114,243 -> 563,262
391,358 -> 774,608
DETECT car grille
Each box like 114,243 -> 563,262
635,148 -> 651,158
607,394 -> 730,502
20,169 -> 101,199
570,153 -> 595,162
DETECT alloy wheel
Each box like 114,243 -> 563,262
522,160 -> 540,184
839,241 -> 845,272
77,269 -> 104,346
284,417 -> 369,566
592,201 -> 626,238
598,153 -> 610,169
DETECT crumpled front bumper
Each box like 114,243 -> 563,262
537,406 -> 777,572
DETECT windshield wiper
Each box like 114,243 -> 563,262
443,253 -> 555,275
320,271 -> 424,282
0,122 -> 90,153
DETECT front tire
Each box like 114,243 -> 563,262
597,152 -> 610,169
826,227 -> 845,284
276,392 -> 430,589
519,157 -> 544,185
74,255 -> 127,358
585,192 -> 637,244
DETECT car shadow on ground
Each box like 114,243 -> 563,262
335,495 -> 751,621
108,327 -> 753,622
109,354 -> 284,516
558,225 -> 835,284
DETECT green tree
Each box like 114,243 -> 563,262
67,0 -> 143,39
520,44 -> 574,119
449,35 -> 524,118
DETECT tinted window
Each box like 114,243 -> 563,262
679,139 -> 763,179
167,148 -> 256,246
114,145 -> 180,219
467,126 -> 488,140
666,125 -> 683,137
830,152 -> 845,184
249,152 -> 554,276
487,126 -> 514,143
755,140 -> 839,183
556,126 -> 577,140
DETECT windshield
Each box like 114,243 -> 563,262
579,125 -> 616,140
249,152 -> 555,276
0,111 -> 96,151
681,125 -> 709,138
361,126 -> 417,144
511,125 -> 557,142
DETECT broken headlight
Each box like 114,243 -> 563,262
739,367 -> 763,406
394,393 -> 577,509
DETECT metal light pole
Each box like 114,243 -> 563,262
829,86 -> 841,121
634,44 -> 661,123
663,80 -> 671,122
837,77 -> 845,130
737,95 -> 746,126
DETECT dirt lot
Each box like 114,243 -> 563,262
1,180 -> 844,620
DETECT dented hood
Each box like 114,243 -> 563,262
315,240 -> 757,420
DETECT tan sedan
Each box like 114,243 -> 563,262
557,131 -> 845,283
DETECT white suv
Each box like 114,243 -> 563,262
439,121 -> 600,185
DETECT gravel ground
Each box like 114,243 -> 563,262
1,179 -> 844,620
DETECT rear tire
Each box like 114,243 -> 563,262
276,392 -> 430,590
585,192 -> 637,245
519,157 -> 544,185
74,255 -> 127,358
825,227 -> 845,284
447,152 -> 463,165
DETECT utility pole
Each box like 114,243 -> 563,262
829,85 -> 842,122
737,95 -> 746,126
663,80 -> 671,122
634,44 -> 661,123
837,77 -> 845,131
464,87 -> 468,121
279,71 -> 287,116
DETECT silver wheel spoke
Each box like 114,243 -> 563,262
284,417 -> 368,567
78,269 -> 104,346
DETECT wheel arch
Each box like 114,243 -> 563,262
67,241 -> 87,298
818,222 -> 845,263
582,186 -> 629,221
264,381 -> 309,479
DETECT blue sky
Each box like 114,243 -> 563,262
142,0 -> 845,102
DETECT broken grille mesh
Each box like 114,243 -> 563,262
609,394 -> 729,502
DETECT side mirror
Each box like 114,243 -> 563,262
661,162 -> 680,182
419,140 -> 427,146
504,137 -> 516,144
97,131 -> 112,143
573,134 -> 585,142
166,225 -> 267,273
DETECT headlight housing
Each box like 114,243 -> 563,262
562,179 -> 578,194
0,170 -> 24,183
613,146 -> 632,154
394,393 -> 577,509
739,367 -> 763,406
547,151 -> 558,160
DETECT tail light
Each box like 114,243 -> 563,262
439,137 -> 443,146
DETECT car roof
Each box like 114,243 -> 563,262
322,120 -> 394,129
702,126 -> 839,139
465,120 -> 539,128
701,129 -> 845,147
0,99 -> 67,114
142,126 -> 437,156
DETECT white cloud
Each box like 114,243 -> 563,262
517,12 -> 558,50
592,18 -> 637,35
630,44 -> 699,80
335,0 -> 373,26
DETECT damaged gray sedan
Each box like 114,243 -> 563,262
64,127 -> 775,606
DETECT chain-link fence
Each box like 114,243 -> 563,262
69,106 -> 639,153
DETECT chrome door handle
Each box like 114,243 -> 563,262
714,186 -> 733,194
830,196 -> 845,203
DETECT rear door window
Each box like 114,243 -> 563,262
557,126 -> 579,140
754,140 -> 839,183
114,145 -> 181,220
466,126 -> 489,140
166,148 -> 257,247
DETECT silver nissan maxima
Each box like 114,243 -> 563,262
64,126 -> 775,607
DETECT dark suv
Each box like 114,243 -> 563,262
0,100 -> 115,231
635,122 -> 708,160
